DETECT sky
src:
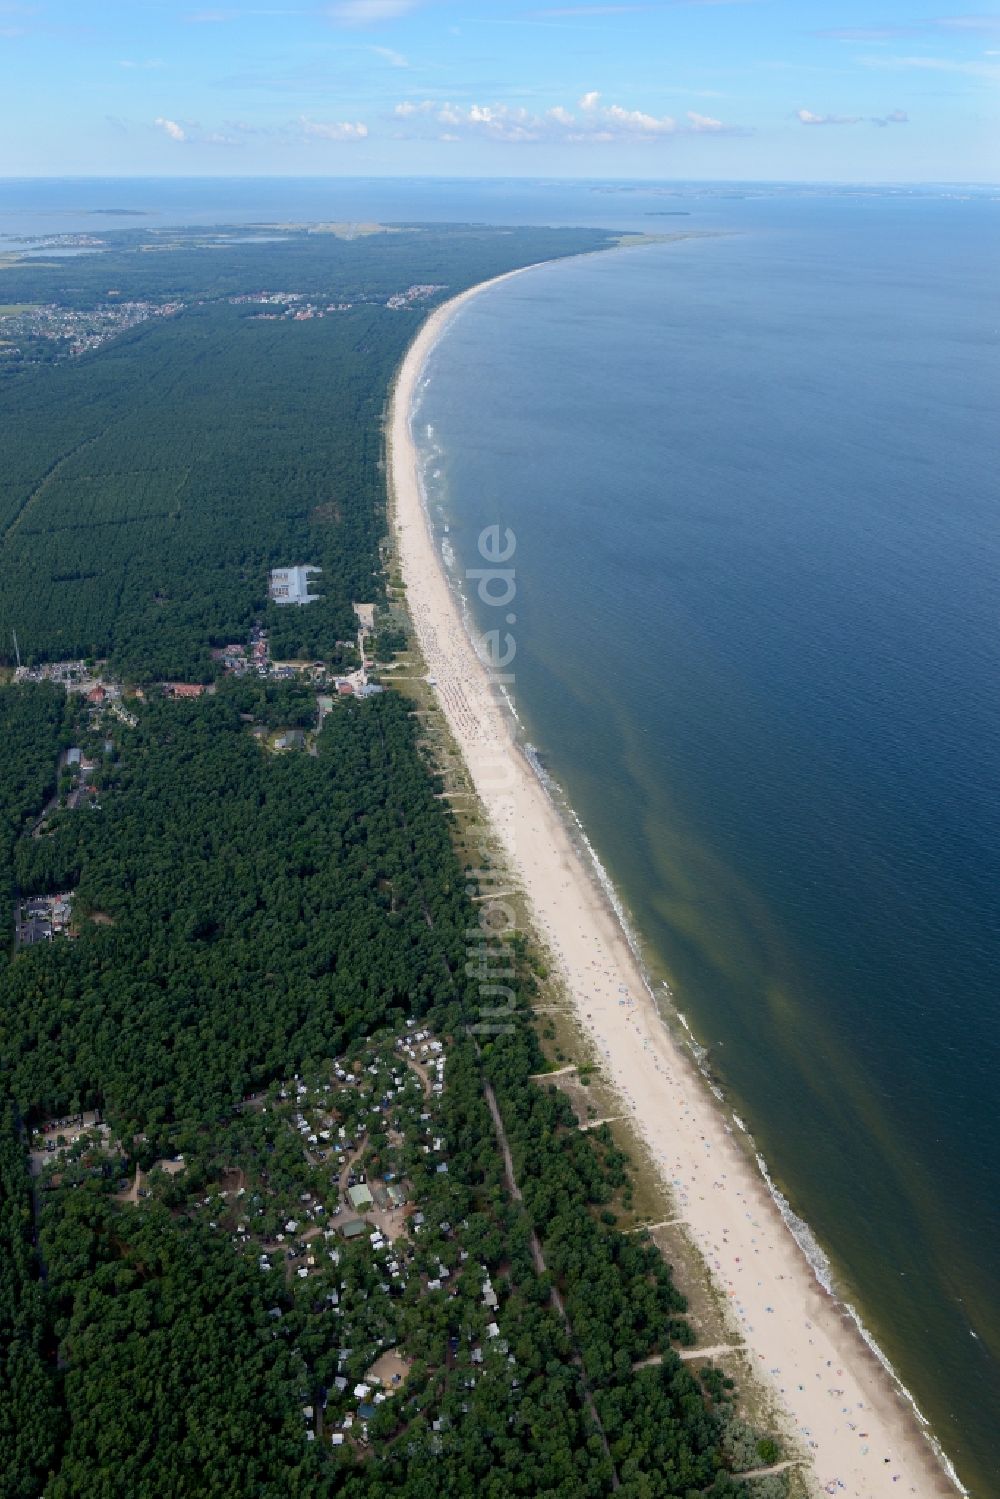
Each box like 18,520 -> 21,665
1,0 -> 998,181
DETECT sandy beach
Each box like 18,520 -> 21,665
388,266 -> 962,1499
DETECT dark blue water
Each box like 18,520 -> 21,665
415,200 -> 1000,1495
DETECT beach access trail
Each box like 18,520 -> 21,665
388,263 -> 960,1499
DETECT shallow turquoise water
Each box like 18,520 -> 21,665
415,199 -> 1000,1495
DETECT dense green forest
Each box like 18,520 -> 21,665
1,303 -> 394,677
0,224 -> 615,679
0,224 -> 617,311
0,687 -> 68,940
1,687 -> 786,1497
0,225 -> 788,1497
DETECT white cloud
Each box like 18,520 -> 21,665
393,91 -> 743,143
397,100 -> 530,143
155,116 -> 187,141
824,15 -> 1000,40
797,108 -> 859,125
532,5 -> 656,13
371,43 -> 408,65
686,110 -> 726,131
858,52 -> 1000,81
818,26 -> 917,40
797,106 -> 909,127
328,0 -> 419,22
0,0 -> 39,30
932,14 -> 1000,33
300,115 -> 368,139
592,102 -> 676,133
150,114 -> 368,147
186,5 -> 312,17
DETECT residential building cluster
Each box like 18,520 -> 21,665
229,292 -> 355,320
229,286 -> 445,319
14,701 -> 134,946
14,659 -> 104,691
0,299 -> 183,369
385,284 -> 446,310
30,1004 -> 522,1461
27,1110 -> 116,1176
15,891 -> 74,947
5,233 -> 106,250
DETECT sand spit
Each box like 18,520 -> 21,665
388,263 -> 963,1499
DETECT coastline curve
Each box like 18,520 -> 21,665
386,261 -> 965,1499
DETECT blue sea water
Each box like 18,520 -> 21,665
2,178 -> 997,1493
413,198 -> 1000,1495
2,172 -> 990,240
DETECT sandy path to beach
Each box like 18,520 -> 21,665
388,266 -> 961,1499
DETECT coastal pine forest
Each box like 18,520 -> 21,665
0,222 -> 790,1497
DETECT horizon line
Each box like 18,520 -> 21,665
1,173 -> 997,189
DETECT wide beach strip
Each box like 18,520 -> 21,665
388,266 -> 961,1499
